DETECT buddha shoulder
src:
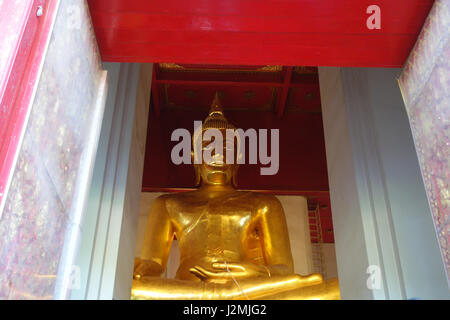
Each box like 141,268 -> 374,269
149,191 -> 283,213
150,191 -> 207,211
252,193 -> 283,211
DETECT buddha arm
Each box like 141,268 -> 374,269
135,196 -> 174,278
258,197 -> 295,276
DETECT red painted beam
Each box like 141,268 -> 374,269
155,79 -> 299,88
276,67 -> 293,118
157,79 -> 284,87
151,64 -> 161,116
0,0 -> 59,212
87,0 -> 433,67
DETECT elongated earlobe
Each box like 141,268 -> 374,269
192,151 -> 201,187
232,166 -> 239,188
194,165 -> 201,186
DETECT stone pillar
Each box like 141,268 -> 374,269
0,0 -> 107,300
319,67 -> 449,299
398,0 -> 450,284
71,63 -> 152,300
277,195 -> 313,276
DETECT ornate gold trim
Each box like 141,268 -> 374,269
293,66 -> 318,74
256,65 -> 283,72
159,63 -> 185,71
158,63 -> 282,73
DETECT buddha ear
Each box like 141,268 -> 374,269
191,151 -> 202,187
194,166 -> 201,187
232,165 -> 239,188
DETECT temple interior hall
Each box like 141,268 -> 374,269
0,0 -> 448,300
135,64 -> 338,283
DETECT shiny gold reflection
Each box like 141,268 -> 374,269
132,94 -> 340,300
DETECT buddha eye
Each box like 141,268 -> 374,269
202,143 -> 214,151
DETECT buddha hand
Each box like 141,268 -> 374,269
133,258 -> 164,279
189,261 -> 270,281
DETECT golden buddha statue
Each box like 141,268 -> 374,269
131,94 -> 340,300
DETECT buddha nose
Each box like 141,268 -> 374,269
207,153 -> 225,166
213,153 -> 225,164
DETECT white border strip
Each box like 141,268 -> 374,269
53,70 -> 109,300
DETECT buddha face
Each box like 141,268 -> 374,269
194,129 -> 239,187
191,93 -> 242,187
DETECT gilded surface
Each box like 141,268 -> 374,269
132,95 -> 340,299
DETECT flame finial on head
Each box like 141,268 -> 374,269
200,92 -> 236,132
193,92 -> 236,150
209,92 -> 224,116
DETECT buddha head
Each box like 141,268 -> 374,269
192,93 -> 241,187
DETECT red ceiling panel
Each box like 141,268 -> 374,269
87,0 -> 433,67
162,85 -> 277,111
286,84 -> 322,113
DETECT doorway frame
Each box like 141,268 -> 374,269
72,63 -> 448,300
